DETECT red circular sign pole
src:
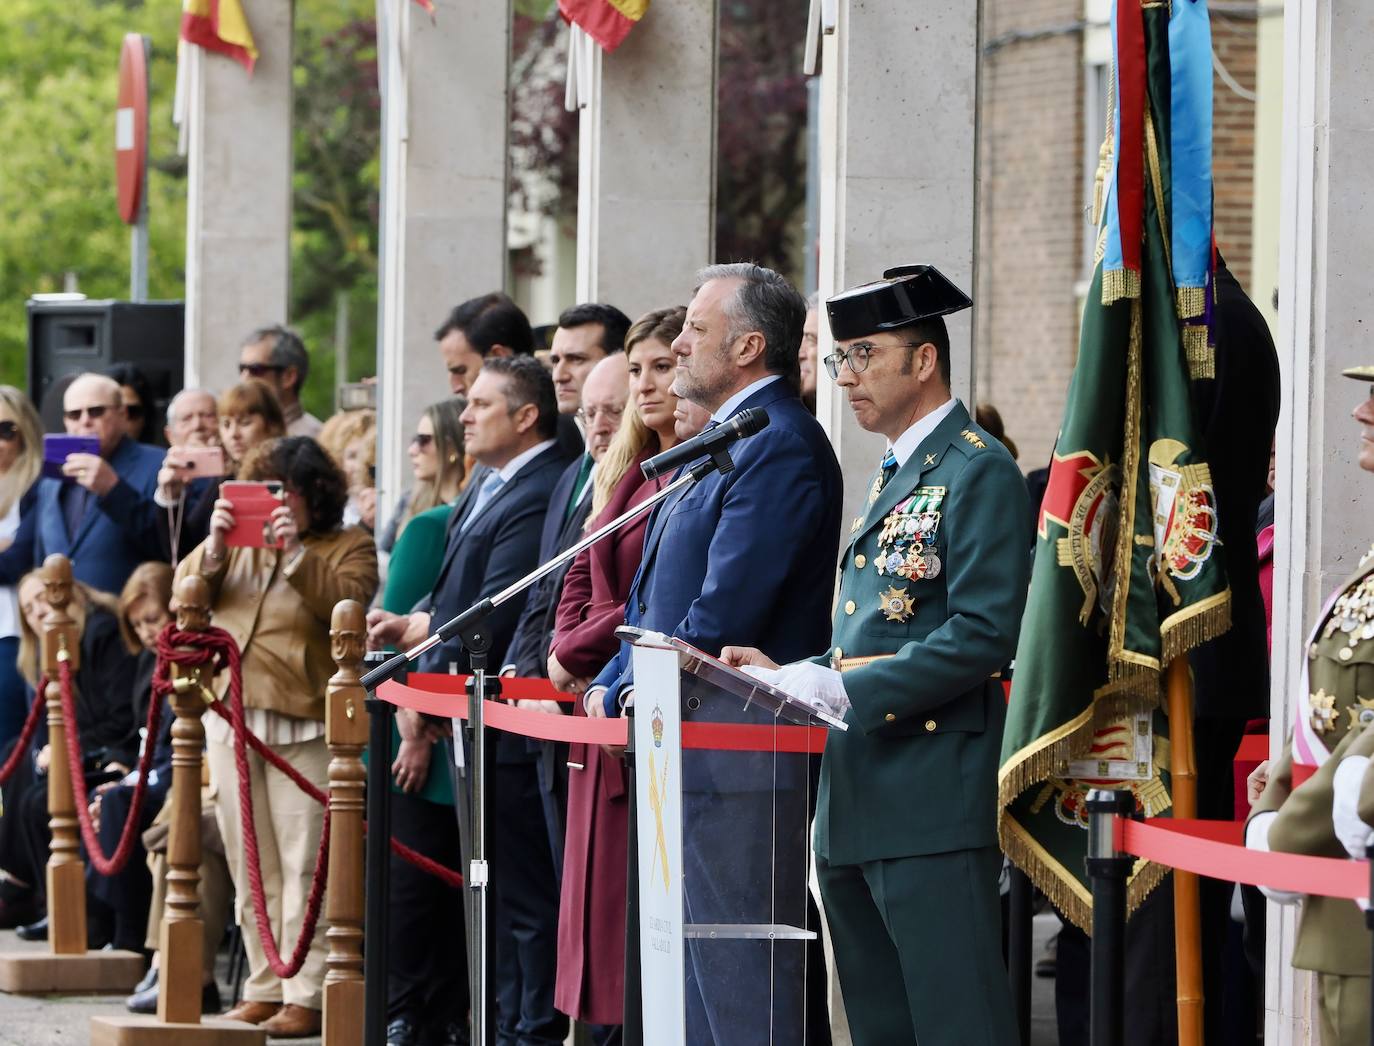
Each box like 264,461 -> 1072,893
116,33 -> 150,300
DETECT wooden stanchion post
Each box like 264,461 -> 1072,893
1166,657 -> 1204,1045
322,601 -> 367,1046
0,555 -> 144,993
89,575 -> 264,1043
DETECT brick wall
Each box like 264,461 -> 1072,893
976,1 -> 1260,475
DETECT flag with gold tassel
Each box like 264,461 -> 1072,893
998,0 -> 1228,931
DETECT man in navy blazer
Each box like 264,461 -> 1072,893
585,264 -> 841,1045
31,373 -> 165,593
368,356 -> 574,1046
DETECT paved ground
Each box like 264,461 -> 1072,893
0,916 -> 1061,1044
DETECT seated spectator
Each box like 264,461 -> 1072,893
376,399 -> 467,557
177,436 -> 378,1038
163,388 -> 219,450
238,325 -> 323,437
103,363 -> 158,445
0,569 -> 139,931
318,408 -> 377,533
0,388 -> 44,748
156,381 -> 285,564
85,563 -> 175,954
550,306 -> 696,1032
31,373 -> 166,593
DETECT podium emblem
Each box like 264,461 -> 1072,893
651,705 -> 665,748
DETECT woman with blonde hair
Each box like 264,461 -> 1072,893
156,380 -> 287,563
0,387 -> 45,747
377,398 -> 467,555
318,409 -> 377,532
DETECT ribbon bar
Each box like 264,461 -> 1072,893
377,680 -> 829,753
1117,817 -> 1370,902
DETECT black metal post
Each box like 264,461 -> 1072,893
1008,865 -> 1034,1045
1086,788 -> 1135,1046
363,652 -> 396,1046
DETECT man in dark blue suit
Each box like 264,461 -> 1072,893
368,356 -> 574,1046
585,264 -> 841,1045
30,373 -> 165,593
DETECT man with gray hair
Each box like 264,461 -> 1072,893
238,325 -> 322,437
584,262 -> 841,1044
163,388 -> 219,448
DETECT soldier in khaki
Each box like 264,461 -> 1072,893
1246,362 -> 1374,1044
725,266 -> 1029,1046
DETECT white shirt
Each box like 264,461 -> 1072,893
494,438 -> 558,483
887,396 -> 959,467
710,375 -> 783,425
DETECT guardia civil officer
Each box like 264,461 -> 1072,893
725,266 -> 1029,1046
1247,362 -> 1374,1045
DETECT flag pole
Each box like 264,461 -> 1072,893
1166,657 -> 1203,1043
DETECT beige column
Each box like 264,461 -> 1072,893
815,3 -> 980,535
573,3 -> 717,318
1267,1 -> 1374,1041
374,0 -> 510,516
183,0 -> 294,393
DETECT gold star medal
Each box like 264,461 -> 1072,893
879,585 -> 915,623
1309,688 -> 1337,735
1346,697 -> 1374,730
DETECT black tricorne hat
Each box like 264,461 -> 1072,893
825,265 -> 972,342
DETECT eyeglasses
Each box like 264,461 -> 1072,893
63,403 -> 121,422
239,363 -> 285,378
576,405 -> 625,425
0,421 -> 18,442
822,341 -> 925,380
409,433 -> 435,449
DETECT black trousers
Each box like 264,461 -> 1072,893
0,740 -> 50,898
87,780 -> 166,951
387,787 -> 469,1033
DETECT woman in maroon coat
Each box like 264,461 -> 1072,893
549,307 -> 709,1031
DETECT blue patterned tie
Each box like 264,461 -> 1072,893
877,449 -> 899,492
460,471 -> 505,532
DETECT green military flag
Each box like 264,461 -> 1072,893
998,0 -> 1228,930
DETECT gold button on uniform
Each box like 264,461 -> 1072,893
1309,643 -> 1319,659
855,554 -> 867,569
834,646 -> 844,659
924,720 -> 937,732
885,713 -> 896,722
844,600 -> 857,615
1340,647 -> 1354,662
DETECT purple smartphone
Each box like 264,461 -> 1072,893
42,435 -> 101,480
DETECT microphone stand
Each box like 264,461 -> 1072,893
360,450 -> 732,1046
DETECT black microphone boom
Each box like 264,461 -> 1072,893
640,406 -> 770,480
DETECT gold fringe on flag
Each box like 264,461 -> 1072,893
1102,268 -> 1141,305
1176,285 -> 1207,321
1182,325 -> 1214,380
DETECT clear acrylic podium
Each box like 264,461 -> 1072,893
623,628 -> 846,1046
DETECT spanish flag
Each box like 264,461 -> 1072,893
181,0 -> 259,73
559,0 -> 649,52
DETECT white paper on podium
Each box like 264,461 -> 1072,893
632,643 -> 686,1046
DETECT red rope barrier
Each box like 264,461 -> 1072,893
1118,817 -> 1370,902
56,659 -> 165,876
0,679 -> 47,785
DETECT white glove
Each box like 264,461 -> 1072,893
1333,755 -> 1374,860
774,661 -> 851,719
1244,811 -> 1303,905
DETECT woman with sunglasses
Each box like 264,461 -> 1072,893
0,388 -> 43,750
376,398 -> 467,557
155,381 -> 287,563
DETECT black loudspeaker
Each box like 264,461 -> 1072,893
27,298 -> 184,437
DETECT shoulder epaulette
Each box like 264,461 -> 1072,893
960,429 -> 987,449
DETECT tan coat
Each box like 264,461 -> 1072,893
177,526 -> 378,721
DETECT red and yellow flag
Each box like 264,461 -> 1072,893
181,0 -> 259,73
559,0 -> 649,53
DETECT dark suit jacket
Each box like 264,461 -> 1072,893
1187,258 -> 1281,720
590,379 -> 843,711
31,436 -> 165,594
418,440 -> 575,688
503,454 -> 595,679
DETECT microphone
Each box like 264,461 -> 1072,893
640,407 -> 770,480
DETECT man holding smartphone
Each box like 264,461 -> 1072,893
31,373 -> 165,592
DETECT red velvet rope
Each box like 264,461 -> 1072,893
1117,817 -> 1370,902
0,678 -> 47,785
57,659 -> 165,876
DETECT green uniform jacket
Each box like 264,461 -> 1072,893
1248,547 -> 1374,978
814,401 -> 1031,866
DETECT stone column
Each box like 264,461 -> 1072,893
1267,2 -> 1374,1041
815,3 -> 980,535
183,0 -> 294,393
374,0 -> 510,516
573,2 -> 717,318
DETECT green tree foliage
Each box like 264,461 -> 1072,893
0,0 -> 187,387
